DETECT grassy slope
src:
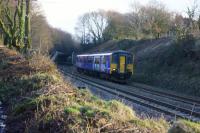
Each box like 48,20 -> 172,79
0,46 -> 199,133
86,38 -> 200,97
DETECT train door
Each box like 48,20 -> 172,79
100,56 -> 103,72
119,56 -> 125,73
94,57 -> 100,71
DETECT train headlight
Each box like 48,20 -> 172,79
112,68 -> 116,71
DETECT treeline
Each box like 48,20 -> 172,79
0,0 -> 77,55
31,3 -> 79,55
76,0 -> 200,45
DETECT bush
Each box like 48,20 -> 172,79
168,120 -> 200,133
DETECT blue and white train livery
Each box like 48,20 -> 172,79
76,50 -> 134,80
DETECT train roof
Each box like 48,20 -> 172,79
77,50 -> 131,57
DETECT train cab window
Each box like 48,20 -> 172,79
112,54 -> 118,64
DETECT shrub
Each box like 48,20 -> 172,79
168,120 -> 200,133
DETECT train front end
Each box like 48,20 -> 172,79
110,51 -> 134,80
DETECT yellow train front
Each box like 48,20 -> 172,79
76,50 -> 134,81
110,50 -> 133,80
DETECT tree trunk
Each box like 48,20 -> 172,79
24,0 -> 31,51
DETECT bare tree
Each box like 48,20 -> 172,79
140,1 -> 171,38
75,11 -> 108,45
186,0 -> 199,35
75,15 -> 87,45
128,1 -> 142,39
104,11 -> 131,40
30,2 -> 53,54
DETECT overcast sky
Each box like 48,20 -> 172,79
37,0 -> 198,35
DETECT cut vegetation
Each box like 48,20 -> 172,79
0,46 -> 200,133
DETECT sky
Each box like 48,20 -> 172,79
37,0 -> 198,35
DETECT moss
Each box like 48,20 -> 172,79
85,109 -> 95,117
64,106 -> 81,116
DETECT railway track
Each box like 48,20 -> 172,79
60,68 -> 200,122
130,82 -> 200,106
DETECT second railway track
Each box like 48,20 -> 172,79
130,82 -> 200,107
60,67 -> 200,122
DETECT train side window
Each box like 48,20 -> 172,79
95,58 -> 100,64
88,56 -> 93,63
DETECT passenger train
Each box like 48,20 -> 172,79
75,50 -> 134,82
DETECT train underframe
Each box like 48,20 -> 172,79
76,67 -> 132,83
